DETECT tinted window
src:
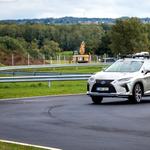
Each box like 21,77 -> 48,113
106,59 -> 115,62
105,60 -> 143,72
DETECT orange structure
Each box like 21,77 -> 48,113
72,41 -> 89,63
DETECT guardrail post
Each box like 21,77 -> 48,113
48,81 -> 50,87
76,66 -> 78,70
12,71 -> 14,77
33,68 -> 35,72
17,69 -> 19,72
53,67 -> 55,71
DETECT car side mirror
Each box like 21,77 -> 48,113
145,67 -> 150,74
103,68 -> 106,71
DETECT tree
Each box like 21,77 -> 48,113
0,36 -> 24,54
27,38 -> 40,58
96,33 -> 113,56
85,40 -> 99,55
109,17 -> 150,55
100,24 -> 111,34
41,39 -> 61,58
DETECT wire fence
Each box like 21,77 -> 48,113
8,54 -> 104,66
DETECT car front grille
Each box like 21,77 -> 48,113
91,80 -> 116,93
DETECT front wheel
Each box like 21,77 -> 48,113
91,96 -> 103,104
131,83 -> 142,103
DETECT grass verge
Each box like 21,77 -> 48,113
0,141 -> 49,150
0,65 -> 108,99
0,81 -> 87,99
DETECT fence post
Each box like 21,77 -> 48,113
90,54 -> 91,63
50,57 -> 52,64
43,54 -> 45,65
12,54 -> 14,66
64,55 -> 65,64
28,54 -> 29,65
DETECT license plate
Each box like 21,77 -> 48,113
96,87 -> 109,91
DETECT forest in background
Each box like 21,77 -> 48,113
1,17 -> 150,64
0,23 -> 112,61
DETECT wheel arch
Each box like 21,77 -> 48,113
133,81 -> 144,96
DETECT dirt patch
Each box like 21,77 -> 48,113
0,53 -> 50,66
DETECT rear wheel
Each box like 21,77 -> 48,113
91,96 -> 103,104
129,83 -> 142,103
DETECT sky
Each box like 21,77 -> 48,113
0,0 -> 150,20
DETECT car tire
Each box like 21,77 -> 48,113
132,83 -> 142,103
91,96 -> 103,104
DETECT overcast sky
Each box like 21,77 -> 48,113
0,0 -> 150,20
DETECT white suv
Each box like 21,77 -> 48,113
87,53 -> 150,103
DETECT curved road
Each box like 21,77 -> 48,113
0,94 -> 150,150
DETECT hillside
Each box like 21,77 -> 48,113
0,52 -> 49,66
1,16 -> 150,25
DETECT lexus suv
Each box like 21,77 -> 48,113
87,53 -> 150,103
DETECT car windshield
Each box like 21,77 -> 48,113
105,60 -> 143,72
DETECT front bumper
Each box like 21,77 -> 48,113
87,91 -> 130,98
87,79 -> 132,98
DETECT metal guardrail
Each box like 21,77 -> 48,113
0,63 -> 112,71
0,71 -> 92,77
0,74 -> 92,87
0,63 -> 111,87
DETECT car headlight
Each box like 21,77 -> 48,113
88,76 -> 95,83
117,77 -> 133,82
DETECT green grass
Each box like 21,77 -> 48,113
0,81 -> 87,99
0,141 -> 47,150
0,65 -> 108,99
18,65 -> 105,74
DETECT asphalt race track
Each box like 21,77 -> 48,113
0,94 -> 150,150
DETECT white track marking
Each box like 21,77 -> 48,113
0,139 -> 62,150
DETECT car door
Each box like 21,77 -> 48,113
143,61 -> 150,94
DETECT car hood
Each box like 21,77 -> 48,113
95,71 -> 138,80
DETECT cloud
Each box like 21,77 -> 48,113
0,0 -> 15,2
0,0 -> 150,20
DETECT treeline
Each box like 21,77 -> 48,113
0,23 -> 111,59
0,16 -> 116,24
1,16 -> 150,25
1,17 -> 150,61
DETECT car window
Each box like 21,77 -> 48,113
106,59 -> 115,62
105,60 -> 143,72
143,61 -> 150,68
101,58 -> 115,62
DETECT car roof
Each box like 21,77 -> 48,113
118,58 -> 145,62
